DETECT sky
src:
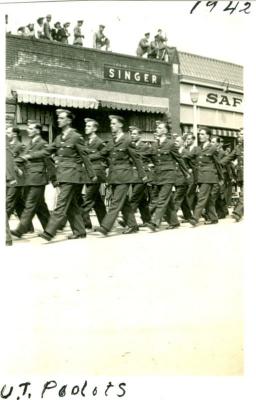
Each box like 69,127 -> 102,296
1,0 -> 252,65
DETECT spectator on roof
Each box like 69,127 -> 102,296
17,26 -> 26,36
93,25 -> 110,51
59,22 -> 71,44
24,23 -> 35,38
136,32 -> 150,57
73,20 -> 84,46
52,21 -> 62,42
44,14 -> 53,40
36,17 -> 45,39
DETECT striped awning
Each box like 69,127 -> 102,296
8,80 -> 169,114
13,89 -> 99,109
212,128 -> 239,138
181,125 -> 239,138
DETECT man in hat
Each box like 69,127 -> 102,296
117,126 -> 152,228
36,17 -> 45,39
43,14 -> 53,40
95,115 -> 148,236
93,24 -> 110,50
51,21 -> 62,42
155,29 -> 168,60
189,128 -> 224,227
220,128 -> 243,222
81,118 -> 107,228
73,20 -> 84,46
146,122 -> 190,232
136,33 -> 150,57
38,109 -> 97,241
10,122 -> 53,238
59,22 -> 70,44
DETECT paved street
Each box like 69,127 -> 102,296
2,213 -> 243,376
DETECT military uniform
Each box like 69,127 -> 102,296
99,134 -> 147,233
149,138 -> 189,228
221,143 -> 243,220
11,136 -> 53,236
81,135 -> 107,226
191,143 -> 223,224
42,128 -> 96,238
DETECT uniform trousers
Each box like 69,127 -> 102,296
82,183 -> 106,226
129,183 -> 151,223
233,183 -> 243,218
45,183 -> 85,237
101,184 -> 137,232
193,183 -> 218,222
15,186 -> 50,234
150,183 -> 174,227
186,180 -> 197,211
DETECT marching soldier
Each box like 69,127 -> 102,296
117,126 -> 152,228
220,128 -> 243,222
146,123 -> 190,231
10,122 -> 53,238
95,115 -> 147,236
81,118 -> 107,228
39,109 -> 97,241
189,128 -> 224,227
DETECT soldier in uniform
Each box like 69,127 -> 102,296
93,25 -> 110,50
39,109 -> 97,241
136,33 -> 150,57
117,126 -> 152,228
183,133 -> 199,215
43,14 -> 53,40
189,128 -> 224,227
220,128 -> 243,222
146,122 -> 189,231
81,118 -> 107,228
10,122 -> 53,238
73,20 -> 84,46
95,115 -> 147,236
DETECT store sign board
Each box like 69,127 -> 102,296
180,84 -> 243,113
104,65 -> 161,87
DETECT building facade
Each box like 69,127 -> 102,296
179,52 -> 243,148
6,34 -> 180,143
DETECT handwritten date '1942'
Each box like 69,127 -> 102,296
190,1 -> 251,15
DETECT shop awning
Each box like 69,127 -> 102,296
13,89 -> 99,109
181,124 -> 239,138
212,128 -> 239,138
7,80 -> 169,114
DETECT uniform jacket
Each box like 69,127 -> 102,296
19,136 -> 55,186
84,135 -> 107,183
175,147 -> 191,186
105,135 -> 147,184
7,140 -> 26,187
43,21 -> 52,40
6,146 -> 17,184
196,143 -> 223,184
151,138 -> 189,185
221,143 -> 243,183
47,128 -> 96,184
73,26 -> 83,45
130,140 -> 154,183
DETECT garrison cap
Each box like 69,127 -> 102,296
129,125 -> 141,133
78,20 -> 84,23
145,32 -> 150,36
84,118 -> 99,127
46,14 -> 52,18
109,115 -> 124,124
99,24 -> 105,28
56,109 -> 74,120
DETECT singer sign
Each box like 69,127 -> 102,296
104,65 -> 161,87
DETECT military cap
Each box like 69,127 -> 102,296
46,14 -> 52,18
145,32 -> 150,36
37,17 -> 44,24
56,108 -> 66,115
109,115 -> 124,124
99,24 -> 105,29
56,109 -> 74,120
64,22 -> 70,27
78,20 -> 84,23
84,118 -> 99,127
129,125 -> 141,133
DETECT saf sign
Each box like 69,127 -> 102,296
206,93 -> 242,108
104,65 -> 161,87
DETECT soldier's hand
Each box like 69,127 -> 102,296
22,154 -> 31,160
186,173 -> 191,180
142,176 -> 148,183
10,179 -> 17,186
17,168 -> 23,176
92,176 -> 98,183
219,180 -> 224,186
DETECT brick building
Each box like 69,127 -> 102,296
6,34 -> 180,144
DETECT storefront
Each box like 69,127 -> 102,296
6,34 -> 181,144
178,51 -> 243,149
